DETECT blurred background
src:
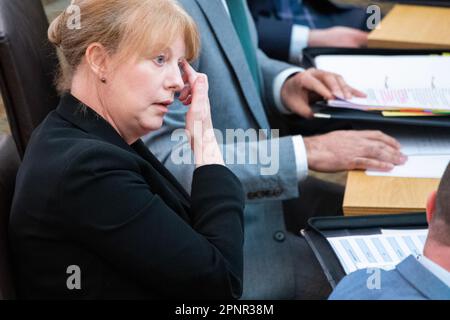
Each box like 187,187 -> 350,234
0,0 -> 399,187
0,0 -> 395,136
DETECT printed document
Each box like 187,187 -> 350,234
327,229 -> 428,274
315,55 -> 450,111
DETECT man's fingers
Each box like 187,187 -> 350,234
305,74 -> 334,100
359,130 -> 402,150
363,142 -> 407,165
354,30 -> 369,45
351,157 -> 394,172
314,70 -> 366,99
334,76 -> 354,100
288,94 -> 314,118
322,74 -> 346,99
350,87 -> 367,98
380,145 -> 407,165
359,131 -> 407,164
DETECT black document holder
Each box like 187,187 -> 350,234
380,0 -> 450,7
302,48 -> 450,128
301,212 -> 427,289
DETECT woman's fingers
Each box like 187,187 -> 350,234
183,95 -> 193,106
179,61 -> 200,105
191,74 -> 208,106
181,60 -> 198,87
179,84 -> 191,102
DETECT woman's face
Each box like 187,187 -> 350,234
103,35 -> 186,143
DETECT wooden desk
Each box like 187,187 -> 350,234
343,171 -> 440,216
368,4 -> 450,49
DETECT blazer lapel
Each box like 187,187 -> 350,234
396,256 -> 450,300
195,0 -> 270,130
131,140 -> 191,208
56,94 -> 191,209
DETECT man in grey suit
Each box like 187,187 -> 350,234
144,0 -> 406,299
329,164 -> 450,300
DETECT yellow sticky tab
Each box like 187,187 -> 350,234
382,111 -> 439,117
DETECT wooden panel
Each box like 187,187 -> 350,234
368,4 -> 450,49
343,171 -> 440,216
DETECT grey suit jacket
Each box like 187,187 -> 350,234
329,255 -> 450,300
144,0 -> 302,299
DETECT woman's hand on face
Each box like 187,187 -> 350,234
181,61 -> 224,167
181,61 -> 210,130
178,60 -> 197,106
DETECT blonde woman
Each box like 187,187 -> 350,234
9,0 -> 244,299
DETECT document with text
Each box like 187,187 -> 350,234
327,229 -> 428,274
315,55 -> 450,111
361,125 -> 450,178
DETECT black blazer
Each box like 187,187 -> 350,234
9,94 -> 245,299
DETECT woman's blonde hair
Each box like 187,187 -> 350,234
48,0 -> 200,93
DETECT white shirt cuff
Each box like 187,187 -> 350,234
292,135 -> 308,182
273,67 -> 304,115
289,25 -> 310,64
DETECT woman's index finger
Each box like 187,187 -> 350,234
181,60 -> 198,86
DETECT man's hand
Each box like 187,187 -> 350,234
308,27 -> 368,48
303,130 -> 408,172
281,68 -> 365,118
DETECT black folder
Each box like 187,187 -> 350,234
303,48 -> 450,128
301,212 -> 427,289
379,0 -> 450,7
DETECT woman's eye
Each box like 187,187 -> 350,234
153,55 -> 166,66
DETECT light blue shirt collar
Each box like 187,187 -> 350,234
417,254 -> 450,288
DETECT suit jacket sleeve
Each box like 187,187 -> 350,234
60,144 -> 245,299
258,48 -> 297,115
145,0 -> 301,203
144,100 -> 300,202
247,0 -> 293,62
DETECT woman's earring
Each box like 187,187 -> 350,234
100,77 -> 107,84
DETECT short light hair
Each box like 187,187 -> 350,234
48,0 -> 200,93
430,163 -> 450,245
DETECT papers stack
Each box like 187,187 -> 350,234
315,55 -> 450,115
361,125 -> 450,178
327,229 -> 428,274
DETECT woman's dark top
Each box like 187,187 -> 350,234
9,94 -> 245,299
